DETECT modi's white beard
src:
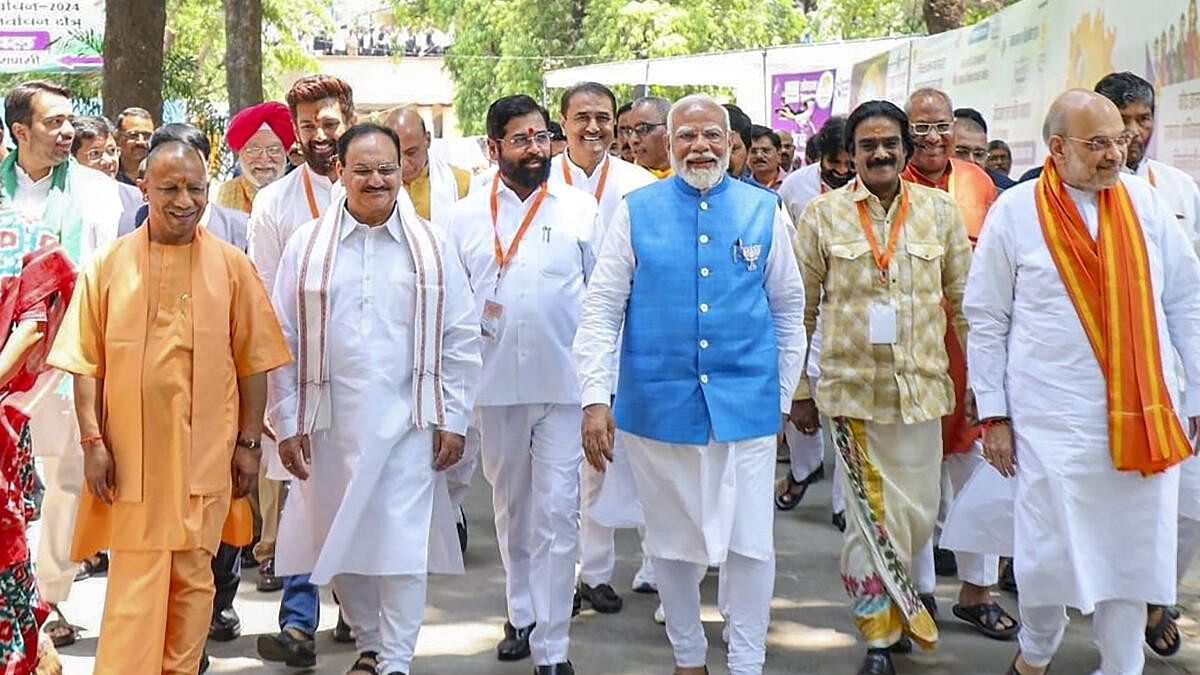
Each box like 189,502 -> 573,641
672,151 -> 730,191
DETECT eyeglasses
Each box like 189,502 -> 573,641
120,130 -> 152,143
629,122 -> 666,138
955,146 -> 988,162
748,146 -> 778,158
86,147 -> 120,162
1065,134 -> 1134,152
616,125 -> 634,137
242,146 -> 286,159
910,122 -> 953,136
501,131 -> 552,150
348,163 -> 400,178
673,128 -> 727,144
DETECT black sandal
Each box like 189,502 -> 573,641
774,471 -> 810,511
43,604 -> 79,648
951,602 -> 1019,640
346,650 -> 379,675
1146,604 -> 1182,656
74,552 -> 109,581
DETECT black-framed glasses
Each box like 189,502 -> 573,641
629,122 -> 666,137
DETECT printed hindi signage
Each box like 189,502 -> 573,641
770,70 -> 836,154
0,0 -> 104,73
845,0 -> 1200,180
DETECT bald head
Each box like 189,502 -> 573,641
1044,89 -> 1127,191
142,139 -> 209,245
906,88 -> 953,116
385,107 -> 431,185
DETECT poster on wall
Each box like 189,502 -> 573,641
0,0 -> 104,73
770,69 -> 836,157
846,0 -> 1200,179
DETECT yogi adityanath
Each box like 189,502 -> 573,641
964,89 -> 1200,675
46,138 -> 292,674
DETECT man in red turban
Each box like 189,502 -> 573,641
215,102 -> 295,214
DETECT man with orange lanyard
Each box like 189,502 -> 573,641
1095,70 -> 1200,659
549,82 -> 657,616
965,88 -> 1200,675
447,94 -> 599,675
792,99 -> 972,675
247,73 -> 356,670
899,87 -> 1016,643
214,101 -> 294,216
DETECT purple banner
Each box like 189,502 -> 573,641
770,69 -> 836,162
0,31 -> 50,51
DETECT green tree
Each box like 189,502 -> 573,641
406,0 -> 808,135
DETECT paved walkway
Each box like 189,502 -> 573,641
53,456 -> 1200,674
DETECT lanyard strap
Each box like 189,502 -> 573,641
855,181 -> 910,278
561,155 -> 611,202
490,172 -> 549,270
301,168 -> 320,219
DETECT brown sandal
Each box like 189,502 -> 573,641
41,605 -> 78,649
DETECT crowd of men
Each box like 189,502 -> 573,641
0,65 -> 1197,675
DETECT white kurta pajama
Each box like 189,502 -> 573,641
964,174 -> 1200,674
574,197 -> 807,674
270,201 -> 479,674
550,151 -> 657,590
447,177 -> 601,666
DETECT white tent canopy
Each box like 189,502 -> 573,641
542,36 -> 911,123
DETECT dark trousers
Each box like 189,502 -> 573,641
211,542 -> 242,618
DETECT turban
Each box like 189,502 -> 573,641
225,101 -> 296,152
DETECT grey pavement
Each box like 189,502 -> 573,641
54,456 -> 1200,674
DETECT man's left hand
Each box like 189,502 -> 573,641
433,431 -> 466,471
231,446 -> 261,498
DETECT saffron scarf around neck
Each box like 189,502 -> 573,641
0,151 -> 84,265
1034,158 -> 1191,475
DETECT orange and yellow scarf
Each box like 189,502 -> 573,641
1035,158 -> 1192,475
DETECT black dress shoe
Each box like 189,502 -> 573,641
256,629 -> 317,668
919,592 -> 938,618
256,558 -> 283,593
572,589 -> 581,617
497,621 -> 535,661
578,582 -> 623,613
199,652 -> 210,674
534,662 -> 574,675
832,511 -> 846,532
208,606 -> 241,642
857,648 -> 896,675
333,610 -> 355,643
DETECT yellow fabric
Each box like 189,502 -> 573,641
93,496 -> 223,675
1035,159 -> 1192,475
47,226 -> 291,557
837,418 -> 940,650
793,178 -> 972,424
406,162 -> 471,221
213,175 -> 257,214
642,164 -> 674,180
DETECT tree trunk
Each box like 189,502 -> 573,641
102,0 -> 166,122
224,0 -> 264,115
923,0 -> 964,34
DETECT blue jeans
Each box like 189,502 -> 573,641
279,574 -> 320,636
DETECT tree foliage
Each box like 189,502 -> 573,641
398,0 -> 808,135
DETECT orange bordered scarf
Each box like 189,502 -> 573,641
1035,158 -> 1192,476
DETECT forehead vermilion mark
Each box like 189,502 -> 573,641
872,125 -> 886,135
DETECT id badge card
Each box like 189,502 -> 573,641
868,302 -> 897,345
481,299 -> 504,341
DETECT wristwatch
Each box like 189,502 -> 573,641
236,437 -> 262,451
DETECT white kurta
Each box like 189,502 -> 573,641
549,151 -> 655,229
574,191 -> 808,562
10,162 -> 122,268
964,174 -> 1200,611
269,206 -> 479,585
777,162 -> 822,226
447,179 -> 601,406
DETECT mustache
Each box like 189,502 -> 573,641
866,157 -> 896,169
686,151 -> 719,163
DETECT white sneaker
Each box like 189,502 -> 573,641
632,557 -> 657,593
653,603 -> 666,625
